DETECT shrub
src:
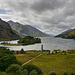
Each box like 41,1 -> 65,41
49,71 -> 56,75
0,55 -> 21,71
0,47 -> 13,57
23,64 -> 43,75
16,70 -> 23,75
20,48 -> 26,54
23,69 -> 28,75
63,72 -> 68,75
6,64 -> 22,74
71,73 -> 75,75
29,70 -> 37,75
16,51 -> 20,54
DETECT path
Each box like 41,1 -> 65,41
22,54 -> 42,66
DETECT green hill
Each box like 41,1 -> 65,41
0,18 -> 20,40
8,21 -> 48,37
56,29 -> 75,39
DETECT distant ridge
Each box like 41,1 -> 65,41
8,20 -> 48,37
0,18 -> 20,40
56,29 -> 75,39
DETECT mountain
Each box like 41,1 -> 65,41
0,18 -> 20,40
56,29 -> 75,39
8,20 -> 48,37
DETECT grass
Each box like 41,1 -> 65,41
15,51 -> 75,75
15,53 -> 39,63
2,43 -> 22,46
29,54 -> 75,75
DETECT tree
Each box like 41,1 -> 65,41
29,70 -> 37,75
16,51 -> 20,54
6,64 -> 22,74
20,48 -> 26,54
23,65 -> 43,75
0,47 -> 13,57
23,69 -> 28,75
71,73 -> 75,75
0,55 -> 21,71
18,36 -> 41,45
63,72 -> 68,75
49,71 -> 56,75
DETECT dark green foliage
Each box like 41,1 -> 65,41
49,71 -> 56,75
71,73 -> 75,75
18,36 -> 41,45
0,55 -> 21,71
20,48 -> 26,54
29,70 -> 37,75
35,38 -> 41,43
23,64 -> 43,75
0,47 -> 21,71
6,64 -> 22,74
0,47 -> 14,57
63,72 -> 68,75
0,47 -> 12,55
16,70 -> 23,75
23,69 -> 28,75
16,51 -> 20,54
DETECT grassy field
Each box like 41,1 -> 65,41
2,43 -> 22,46
15,53 -> 39,63
15,51 -> 75,75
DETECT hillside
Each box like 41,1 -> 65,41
8,21 -> 48,37
0,18 -> 20,40
56,29 -> 75,39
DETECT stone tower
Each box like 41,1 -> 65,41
41,45 -> 43,53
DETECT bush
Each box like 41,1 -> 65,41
16,70 -> 23,75
49,71 -> 56,75
6,64 -> 22,74
71,73 -> 75,75
0,55 -> 21,71
20,48 -> 26,54
23,64 -> 43,75
29,70 -> 37,75
16,51 -> 20,54
0,47 -> 14,57
23,69 -> 28,75
63,72 -> 68,75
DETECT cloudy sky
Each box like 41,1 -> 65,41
0,0 -> 75,35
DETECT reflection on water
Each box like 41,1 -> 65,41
0,37 -> 75,51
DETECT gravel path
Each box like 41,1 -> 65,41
22,54 -> 42,66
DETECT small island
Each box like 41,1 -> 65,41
18,36 -> 41,45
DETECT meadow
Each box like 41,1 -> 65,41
15,50 -> 75,75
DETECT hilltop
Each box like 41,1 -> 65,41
56,29 -> 75,39
0,18 -> 20,40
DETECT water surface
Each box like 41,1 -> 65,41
0,37 -> 75,51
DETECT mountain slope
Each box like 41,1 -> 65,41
8,21 -> 48,37
56,29 -> 75,39
0,18 -> 20,40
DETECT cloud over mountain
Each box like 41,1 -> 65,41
0,0 -> 75,35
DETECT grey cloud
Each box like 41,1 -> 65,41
0,0 -> 75,35
6,0 -> 28,11
31,0 -> 67,13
